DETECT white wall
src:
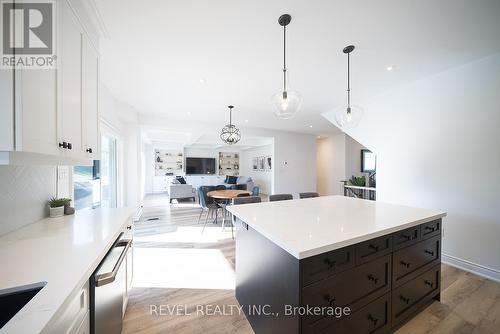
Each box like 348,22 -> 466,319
0,166 -> 56,236
316,134 -> 367,196
317,134 -> 346,196
101,87 -> 142,211
240,144 -> 273,194
345,135 -> 368,179
326,54 -> 500,278
143,143 -> 154,194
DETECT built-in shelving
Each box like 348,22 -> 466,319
155,149 -> 183,176
218,152 -> 239,176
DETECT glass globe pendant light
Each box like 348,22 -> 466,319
220,105 -> 241,145
334,45 -> 363,129
271,14 -> 302,119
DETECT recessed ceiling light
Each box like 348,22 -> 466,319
187,112 -> 191,116
199,78 -> 206,84
309,125 -> 313,128
317,135 -> 321,139
245,119 -> 249,123
386,66 -> 393,71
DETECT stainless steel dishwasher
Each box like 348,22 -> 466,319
90,233 -> 132,334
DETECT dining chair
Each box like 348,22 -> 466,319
269,194 -> 293,202
229,196 -> 262,238
251,186 -> 260,196
198,186 -> 222,233
299,192 -> 319,199
215,185 -> 226,190
233,196 -> 261,205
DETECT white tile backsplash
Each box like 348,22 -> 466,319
0,165 -> 56,236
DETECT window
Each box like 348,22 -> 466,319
73,162 -> 101,210
101,135 -> 118,208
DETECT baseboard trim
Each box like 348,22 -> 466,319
442,253 -> 500,283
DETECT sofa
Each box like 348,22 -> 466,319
222,176 -> 254,191
168,177 -> 195,203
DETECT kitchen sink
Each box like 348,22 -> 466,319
0,281 -> 47,329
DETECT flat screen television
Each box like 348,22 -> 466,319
186,157 -> 216,175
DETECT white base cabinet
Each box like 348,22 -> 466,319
48,281 -> 89,334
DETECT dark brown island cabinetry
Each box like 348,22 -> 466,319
235,219 -> 442,334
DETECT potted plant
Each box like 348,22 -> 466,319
48,197 -> 67,218
60,198 -> 75,215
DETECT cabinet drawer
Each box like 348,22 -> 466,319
421,219 -> 441,240
304,293 -> 391,334
393,226 -> 420,250
355,235 -> 392,265
392,264 -> 440,326
301,246 -> 354,286
302,254 -> 391,325
393,235 -> 440,287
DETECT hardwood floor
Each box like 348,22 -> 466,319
123,194 -> 500,334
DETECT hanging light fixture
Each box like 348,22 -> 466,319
271,14 -> 302,119
334,45 -> 363,129
220,105 -> 241,145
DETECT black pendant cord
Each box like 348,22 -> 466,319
229,106 -> 233,126
283,24 -> 287,94
347,51 -> 351,111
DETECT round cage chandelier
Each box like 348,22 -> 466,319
220,105 -> 241,145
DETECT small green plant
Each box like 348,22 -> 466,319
350,175 -> 366,187
48,197 -> 71,208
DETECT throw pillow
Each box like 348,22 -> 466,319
176,176 -> 186,184
227,176 -> 238,184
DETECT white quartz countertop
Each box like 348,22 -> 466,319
0,208 -> 133,334
227,196 -> 446,259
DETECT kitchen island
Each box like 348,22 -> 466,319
226,196 -> 446,334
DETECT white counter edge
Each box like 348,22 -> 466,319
232,211 -> 447,260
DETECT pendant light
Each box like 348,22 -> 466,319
334,45 -> 363,129
220,105 -> 241,145
271,14 -> 302,119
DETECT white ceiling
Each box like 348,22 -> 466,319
95,0 -> 500,136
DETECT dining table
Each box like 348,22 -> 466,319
207,189 -> 251,238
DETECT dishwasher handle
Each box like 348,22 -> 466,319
95,239 -> 132,287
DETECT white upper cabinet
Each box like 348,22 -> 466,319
0,0 -> 100,165
61,0 -> 83,159
82,35 -> 100,160
0,69 -> 14,152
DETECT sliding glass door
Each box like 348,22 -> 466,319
101,135 -> 118,208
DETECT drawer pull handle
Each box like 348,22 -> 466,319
425,226 -> 436,232
424,249 -> 435,256
368,314 -> 379,326
400,261 -> 411,268
59,141 -> 68,149
424,280 -> 434,288
400,295 -> 410,304
402,234 -> 412,241
367,274 -> 379,284
323,294 -> 336,306
324,258 -> 336,269
368,244 -> 380,252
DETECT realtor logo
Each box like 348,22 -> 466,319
1,0 -> 56,69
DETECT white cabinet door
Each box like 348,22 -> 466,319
82,36 -> 99,160
17,69 -> 60,156
0,69 -> 14,151
61,1 -> 83,158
